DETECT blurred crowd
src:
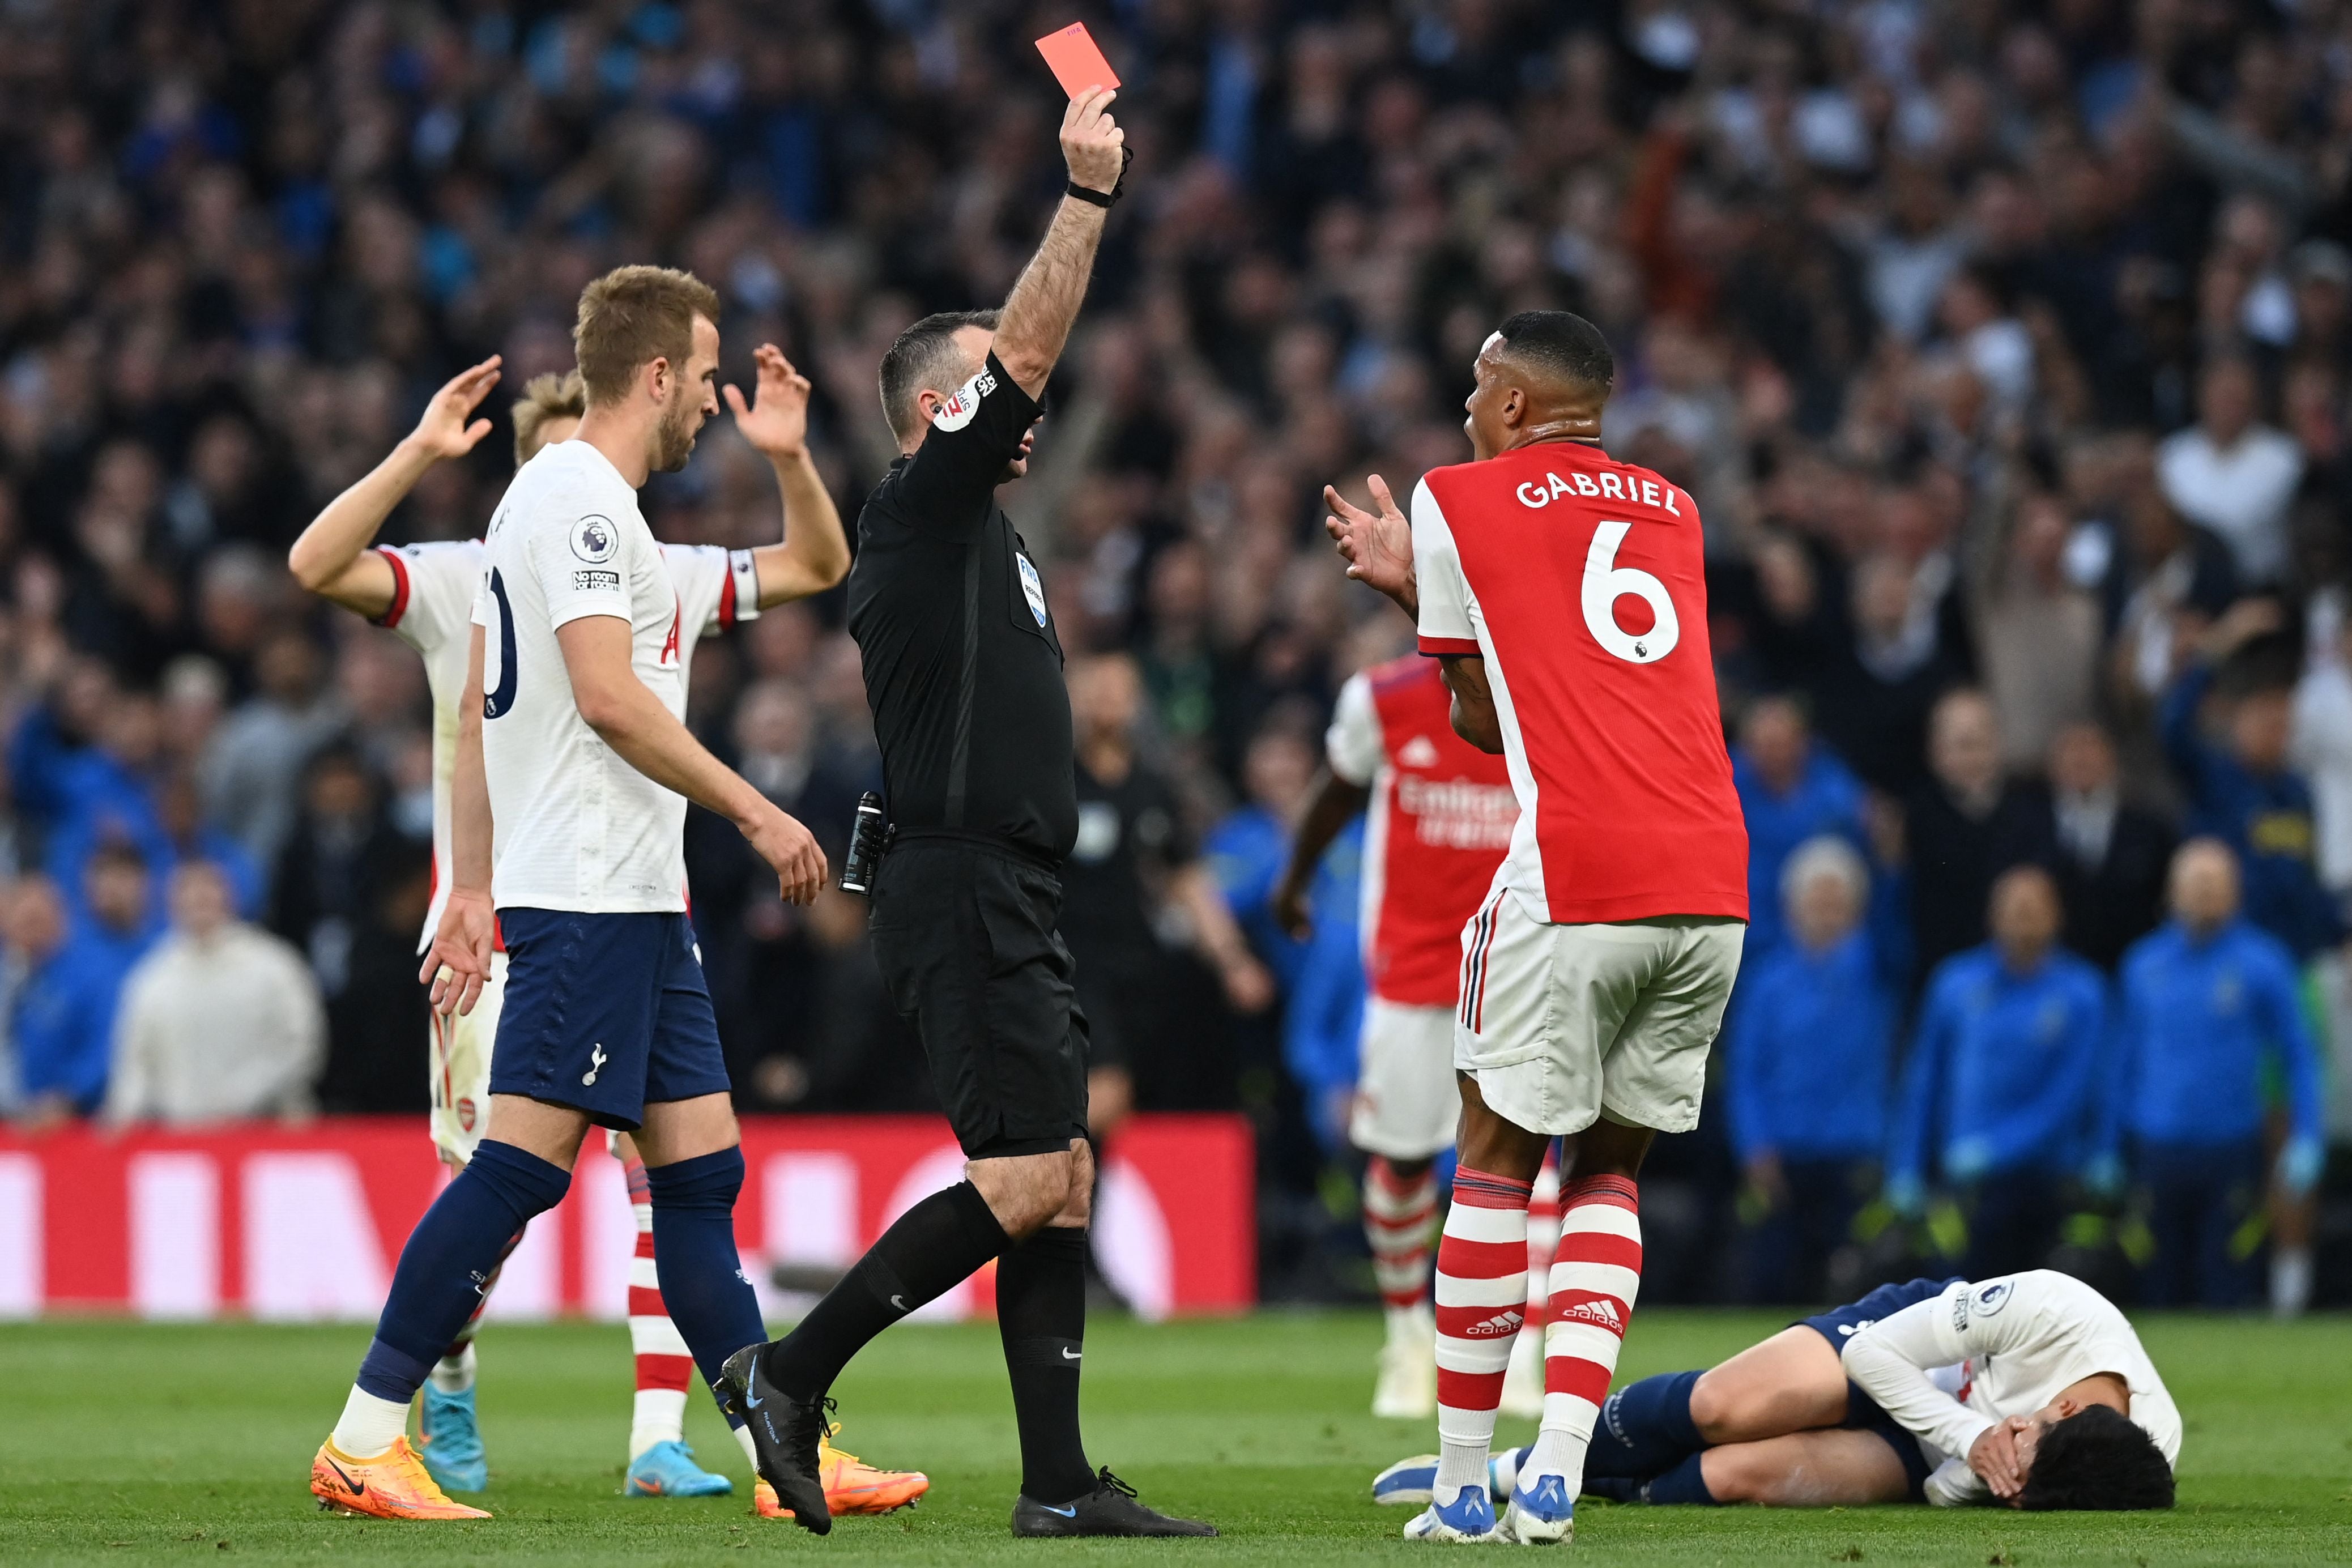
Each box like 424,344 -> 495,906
3,0 -> 2352,1309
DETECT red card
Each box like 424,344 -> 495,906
1035,22 -> 1119,99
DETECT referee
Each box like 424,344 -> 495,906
721,89 -> 1212,1540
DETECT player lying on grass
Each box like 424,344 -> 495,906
1374,1271 -> 2178,1514
289,336 -> 919,1522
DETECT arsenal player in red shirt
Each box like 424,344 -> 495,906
1325,311 -> 1749,1545
1273,645 -> 1524,1421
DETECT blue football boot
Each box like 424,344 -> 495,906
416,1383 -> 489,1494
1502,1471 -> 1575,1544
625,1438 -> 735,1498
1403,1482 -> 1498,1543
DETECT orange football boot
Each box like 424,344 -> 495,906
754,1426 -> 930,1519
310,1435 -> 492,1520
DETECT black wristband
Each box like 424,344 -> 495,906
1066,144 -> 1135,209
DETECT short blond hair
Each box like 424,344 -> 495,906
512,370 -> 587,465
572,265 -> 721,406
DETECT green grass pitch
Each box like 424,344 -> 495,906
2,1310 -> 2348,1565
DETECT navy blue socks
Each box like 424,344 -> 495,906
1638,1451 -> 1720,1505
356,1140 -> 572,1402
1588,1370 -> 1706,1478
644,1147 -> 770,1401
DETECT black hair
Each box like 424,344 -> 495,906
1494,310 -> 1614,397
2016,1405 -> 2175,1511
877,309 -> 1003,441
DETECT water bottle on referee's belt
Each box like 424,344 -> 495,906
840,791 -> 888,894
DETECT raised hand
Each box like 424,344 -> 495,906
723,343 -> 813,461
1324,473 -> 1416,609
1062,87 -> 1126,194
408,356 -> 503,462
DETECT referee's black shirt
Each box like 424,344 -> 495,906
846,351 -> 1077,862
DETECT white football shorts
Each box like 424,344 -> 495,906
1349,998 -> 1460,1160
1454,890 -> 1743,1137
428,950 -> 509,1166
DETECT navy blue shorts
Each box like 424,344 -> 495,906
1798,1276 -> 1964,1501
488,909 -> 731,1131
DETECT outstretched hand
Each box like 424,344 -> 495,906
409,356 -> 502,462
1325,474 -> 1416,610
724,344 -> 813,461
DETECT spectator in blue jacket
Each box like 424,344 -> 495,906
1725,835 -> 1898,1303
1208,719 -> 1364,1152
2161,606 -> 2341,960
1733,696 -> 1870,961
9,846 -> 159,1125
2109,838 -> 2327,1309
9,670 -> 172,922
1890,863 -> 2108,1279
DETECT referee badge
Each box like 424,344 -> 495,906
1017,552 -> 1048,626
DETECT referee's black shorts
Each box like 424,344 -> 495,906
867,831 -> 1090,1159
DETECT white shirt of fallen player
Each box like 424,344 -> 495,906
470,438 -> 733,912
376,533 -> 760,950
1840,1270 -> 2184,1507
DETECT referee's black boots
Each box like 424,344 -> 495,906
1011,1467 -> 1218,1537
717,1344 -> 833,1534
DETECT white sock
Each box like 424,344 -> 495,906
1526,1422 -> 1588,1486
629,1390 -> 688,1461
431,1341 -> 477,1394
1384,1302 -> 1431,1346
330,1386 -> 412,1459
1435,1439 -> 1490,1498
733,1423 -> 758,1469
2272,1247 -> 2313,1318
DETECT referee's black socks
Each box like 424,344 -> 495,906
997,1224 -> 1094,1503
763,1180 -> 1008,1399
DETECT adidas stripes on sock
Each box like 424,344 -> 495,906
1433,1165 -> 1535,1497
1525,1173 -> 1643,1495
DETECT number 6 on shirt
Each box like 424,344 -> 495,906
1581,520 -> 1678,664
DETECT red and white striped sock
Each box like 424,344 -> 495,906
1526,1173 -> 1643,1491
1433,1164 -> 1534,1496
623,1156 -> 693,1461
1518,1157 -> 1560,1358
1364,1157 -> 1439,1326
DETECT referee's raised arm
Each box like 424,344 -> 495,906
994,87 -> 1126,397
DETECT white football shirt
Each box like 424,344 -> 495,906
378,519 -> 759,945
1840,1270 -> 2183,1507
376,539 -> 488,953
472,441 -> 732,913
